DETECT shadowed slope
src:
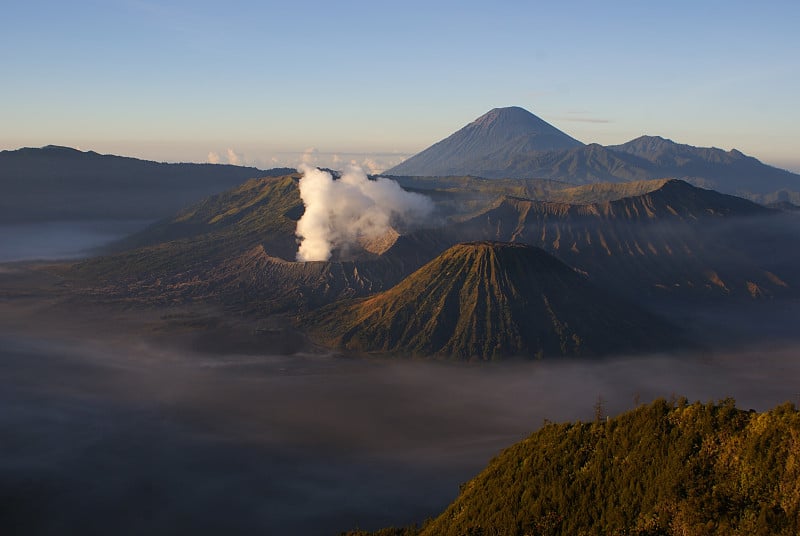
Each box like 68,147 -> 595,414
388,107 -> 583,177
457,180 -> 793,301
77,174 -> 305,278
609,135 -> 800,195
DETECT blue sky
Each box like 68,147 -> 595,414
2,0 -> 799,172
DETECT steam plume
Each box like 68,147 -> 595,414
295,165 -> 434,261
226,148 -> 242,165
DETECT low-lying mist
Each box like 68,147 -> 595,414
2,324 -> 800,535
0,219 -> 153,263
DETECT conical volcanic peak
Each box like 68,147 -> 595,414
387,106 -> 583,177
308,241 -> 680,360
465,107 -> 575,142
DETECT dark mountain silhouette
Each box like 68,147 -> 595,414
0,145 -> 293,223
462,142 -> 652,183
387,107 -> 583,176
307,242 -> 682,360
387,108 -> 800,200
608,135 -> 800,196
460,136 -> 800,196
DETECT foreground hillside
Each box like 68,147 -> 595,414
348,399 -> 800,536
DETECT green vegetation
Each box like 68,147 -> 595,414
346,399 -> 800,535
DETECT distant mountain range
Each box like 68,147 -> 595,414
0,145 -> 291,223
73,170 -> 800,359
455,178 -> 793,303
387,107 -> 800,201
7,107 -> 799,224
12,108 -> 799,359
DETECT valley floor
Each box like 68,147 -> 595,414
2,261 -> 800,534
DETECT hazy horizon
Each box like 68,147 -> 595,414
3,2 -> 799,173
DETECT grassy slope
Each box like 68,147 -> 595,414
346,399 -> 800,536
75,174 -> 302,279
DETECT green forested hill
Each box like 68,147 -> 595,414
347,399 -> 800,535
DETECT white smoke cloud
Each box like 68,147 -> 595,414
226,148 -> 243,166
295,165 -> 434,262
301,147 -> 319,165
207,151 -> 221,164
359,158 -> 383,174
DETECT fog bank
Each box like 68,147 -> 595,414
2,327 -> 800,534
0,220 -> 151,262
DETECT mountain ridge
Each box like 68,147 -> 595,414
0,145 -> 293,223
386,108 -> 800,200
455,179 -> 792,302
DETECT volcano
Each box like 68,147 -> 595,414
387,106 -> 583,177
308,241 -> 681,360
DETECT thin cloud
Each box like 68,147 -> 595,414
226,148 -> 243,166
301,147 -> 319,165
554,116 -> 613,124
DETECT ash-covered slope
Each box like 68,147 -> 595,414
457,179 -> 794,301
79,176 -> 797,316
308,242 -> 681,360
387,107 -> 583,177
73,174 -> 420,313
